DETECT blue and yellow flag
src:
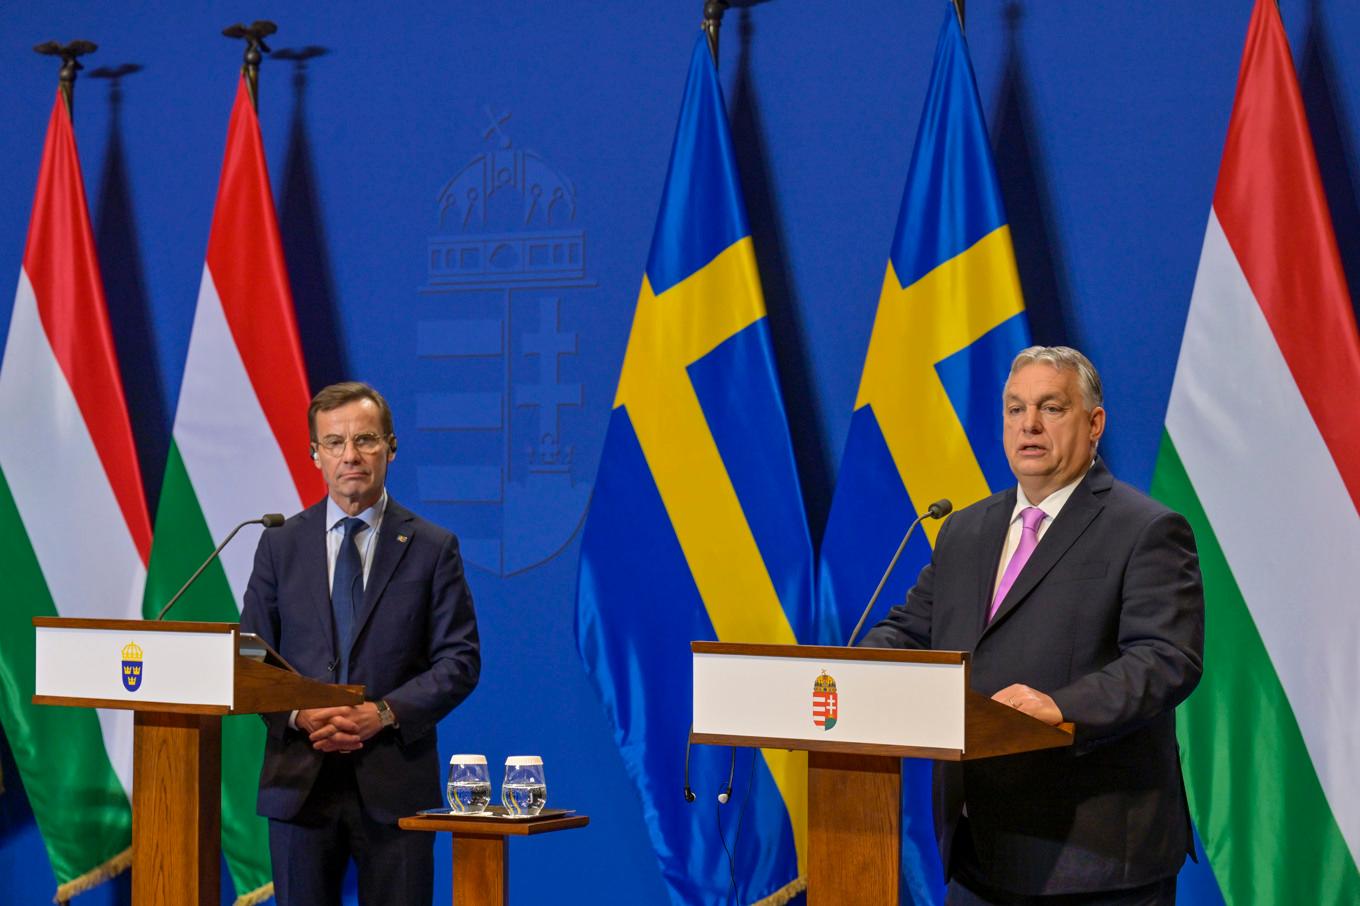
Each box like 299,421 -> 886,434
817,8 -> 1030,903
576,34 -> 827,905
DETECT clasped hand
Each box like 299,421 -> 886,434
297,704 -> 384,753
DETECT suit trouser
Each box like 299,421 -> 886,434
268,754 -> 433,906
945,816 -> 1177,906
946,876 -> 1176,906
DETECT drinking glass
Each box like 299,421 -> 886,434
446,754 -> 491,814
501,756 -> 547,816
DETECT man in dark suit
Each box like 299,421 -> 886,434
241,381 -> 480,906
862,347 -> 1203,905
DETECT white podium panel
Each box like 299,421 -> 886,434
35,621 -> 236,709
693,644 -> 967,752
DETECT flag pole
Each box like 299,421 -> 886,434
702,0 -> 729,65
952,0 -> 966,32
33,40 -> 97,115
222,20 -> 277,110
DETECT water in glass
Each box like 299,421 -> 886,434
502,756 -> 547,816
446,754 -> 491,814
501,782 -> 547,815
448,779 -> 492,814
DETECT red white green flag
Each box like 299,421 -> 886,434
0,90 -> 152,901
1152,1 -> 1360,902
143,74 -> 322,906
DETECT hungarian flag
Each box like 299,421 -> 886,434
0,91 -> 150,900
143,74 -> 321,906
1152,1 -> 1360,902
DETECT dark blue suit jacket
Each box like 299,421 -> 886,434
862,459 -> 1204,895
240,496 -> 480,824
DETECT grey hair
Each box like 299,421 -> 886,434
1008,346 -> 1104,410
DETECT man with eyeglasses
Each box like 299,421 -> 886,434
241,381 -> 480,906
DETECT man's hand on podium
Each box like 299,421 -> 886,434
297,704 -> 386,752
992,684 -> 1063,726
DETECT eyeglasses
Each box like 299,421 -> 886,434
313,433 -> 390,457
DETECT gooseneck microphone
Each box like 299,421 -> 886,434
844,499 -> 952,647
156,513 -> 285,620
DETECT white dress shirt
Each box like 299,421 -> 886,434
325,490 -> 387,588
290,491 -> 387,730
991,465 -> 1091,600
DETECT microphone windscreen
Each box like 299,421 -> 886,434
261,513 -> 286,528
928,499 -> 953,519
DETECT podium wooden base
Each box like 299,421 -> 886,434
33,618 -> 366,906
399,811 -> 589,906
132,711 -> 221,906
807,752 -> 901,906
452,837 -> 509,905
692,642 -> 1075,905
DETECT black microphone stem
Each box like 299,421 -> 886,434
845,499 -> 952,647
156,514 -> 282,620
845,514 -> 927,647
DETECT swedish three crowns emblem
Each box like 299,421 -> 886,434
812,670 -> 837,731
121,641 -> 143,692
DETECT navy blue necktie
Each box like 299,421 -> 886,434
331,516 -> 366,683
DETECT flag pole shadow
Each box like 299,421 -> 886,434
90,63 -> 169,519
273,46 -> 350,389
727,7 -> 835,548
991,2 -> 1074,351
1300,0 -> 1360,326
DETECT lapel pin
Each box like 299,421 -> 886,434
397,534 -> 409,544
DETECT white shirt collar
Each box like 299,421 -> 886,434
326,489 -> 387,532
1010,462 -> 1092,526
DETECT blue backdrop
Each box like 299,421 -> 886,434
2,1 -> 1357,903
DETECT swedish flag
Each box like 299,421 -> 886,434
576,34 -> 827,905
818,8 -> 1031,903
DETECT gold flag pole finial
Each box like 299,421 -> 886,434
34,40 -> 98,115
222,20 -> 278,110
702,1 -> 729,65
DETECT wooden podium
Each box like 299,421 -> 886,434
32,617 -> 364,906
691,642 -> 1075,905
399,809 -> 590,906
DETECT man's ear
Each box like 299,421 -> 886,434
1089,406 -> 1107,444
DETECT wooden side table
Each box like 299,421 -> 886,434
399,810 -> 589,906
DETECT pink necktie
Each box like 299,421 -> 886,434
989,506 -> 1046,622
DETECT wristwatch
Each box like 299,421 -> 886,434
375,699 -> 397,729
